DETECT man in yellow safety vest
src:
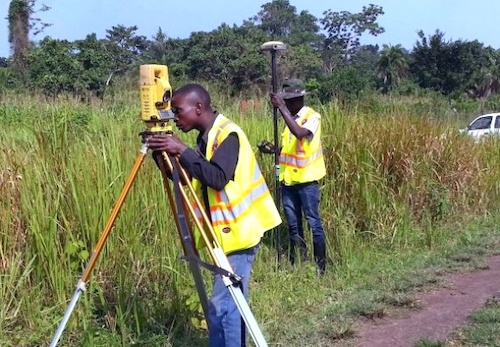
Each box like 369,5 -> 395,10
145,83 -> 282,346
269,79 -> 327,276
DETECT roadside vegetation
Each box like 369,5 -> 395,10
2,90 -> 500,346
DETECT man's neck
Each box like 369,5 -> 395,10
197,111 -> 218,133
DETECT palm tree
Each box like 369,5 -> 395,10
467,51 -> 500,113
377,44 -> 409,93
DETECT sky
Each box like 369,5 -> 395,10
0,0 -> 498,57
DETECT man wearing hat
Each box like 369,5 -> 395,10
269,79 -> 327,275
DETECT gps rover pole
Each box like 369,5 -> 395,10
260,41 -> 287,258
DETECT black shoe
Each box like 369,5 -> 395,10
313,242 -> 326,276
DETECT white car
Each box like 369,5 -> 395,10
461,112 -> 500,141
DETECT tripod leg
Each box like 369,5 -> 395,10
164,154 -> 269,347
50,145 -> 148,347
157,155 -> 210,326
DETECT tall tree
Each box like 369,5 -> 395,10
8,0 -> 30,72
8,0 -> 51,74
184,23 -> 269,94
251,0 -> 297,38
105,25 -> 147,78
249,1 -> 323,82
377,44 -> 409,93
320,4 -> 385,73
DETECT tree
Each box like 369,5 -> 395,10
104,25 -> 147,79
8,0 -> 50,75
250,0 -> 321,46
317,65 -> 371,103
249,1 -> 323,84
8,0 -> 30,72
410,30 -> 488,96
466,48 -> 500,112
74,34 -> 115,97
27,37 -> 82,95
350,44 -> 380,84
377,44 -> 409,93
319,4 -> 385,73
184,23 -> 269,95
280,44 -> 323,80
142,28 -> 189,80
251,0 -> 297,38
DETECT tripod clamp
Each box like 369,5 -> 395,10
180,255 -> 243,285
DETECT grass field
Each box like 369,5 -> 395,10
1,90 -> 500,346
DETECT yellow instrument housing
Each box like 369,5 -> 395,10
139,64 -> 173,133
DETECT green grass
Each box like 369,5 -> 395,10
2,91 -> 500,346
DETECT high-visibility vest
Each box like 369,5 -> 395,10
192,114 -> 282,254
279,106 -> 326,184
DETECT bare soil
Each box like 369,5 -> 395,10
350,255 -> 500,347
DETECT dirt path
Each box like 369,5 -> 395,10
353,255 -> 500,347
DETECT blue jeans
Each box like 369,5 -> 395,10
282,182 -> 325,245
208,246 -> 257,347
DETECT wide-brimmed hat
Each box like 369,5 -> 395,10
280,79 -> 306,99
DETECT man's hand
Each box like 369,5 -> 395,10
143,133 -> 188,156
258,139 -> 276,154
269,92 -> 287,110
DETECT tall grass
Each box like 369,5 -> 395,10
1,90 -> 500,346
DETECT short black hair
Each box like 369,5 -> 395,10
173,83 -> 211,110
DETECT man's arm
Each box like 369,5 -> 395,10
279,106 -> 312,139
179,133 -> 239,191
269,93 -> 311,139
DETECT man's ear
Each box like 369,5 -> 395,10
196,102 -> 202,115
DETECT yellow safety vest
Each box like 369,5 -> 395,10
192,115 -> 282,254
279,107 -> 326,184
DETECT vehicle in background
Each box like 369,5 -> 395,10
460,112 -> 500,141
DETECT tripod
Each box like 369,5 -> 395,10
49,132 -> 269,346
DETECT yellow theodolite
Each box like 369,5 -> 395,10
139,64 -> 174,132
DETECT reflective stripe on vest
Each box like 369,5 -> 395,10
279,146 -> 324,168
209,166 -> 268,226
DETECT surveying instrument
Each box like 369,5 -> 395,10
260,41 -> 287,259
49,64 -> 269,347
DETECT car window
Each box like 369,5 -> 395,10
469,116 -> 492,130
495,116 -> 500,129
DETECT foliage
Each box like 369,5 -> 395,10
74,34 -> 116,97
8,0 -> 51,76
410,30 -> 489,96
184,23 -> 269,95
3,1 -> 500,106
8,0 -> 30,73
377,44 -> 409,93
316,65 -> 372,103
142,28 -> 189,81
250,0 -> 320,47
319,4 -> 385,72
26,37 -> 82,95
105,25 -> 148,77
